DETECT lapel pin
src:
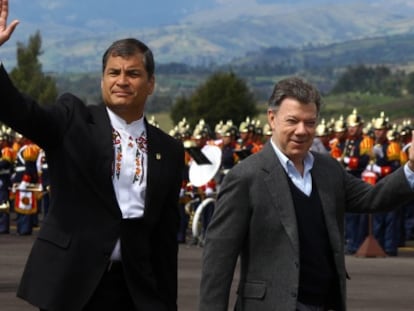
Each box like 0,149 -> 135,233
156,153 -> 162,160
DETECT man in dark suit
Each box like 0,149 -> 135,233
199,77 -> 414,310
0,1 -> 184,310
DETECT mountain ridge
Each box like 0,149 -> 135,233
2,0 -> 414,72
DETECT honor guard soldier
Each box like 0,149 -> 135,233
214,120 -> 224,141
311,118 -> 331,154
11,139 -> 42,235
329,116 -> 347,160
251,120 -> 265,153
399,120 -> 414,242
234,117 -> 255,161
218,122 -> 238,183
36,148 -> 50,218
342,109 -> 374,254
169,120 -> 192,244
0,127 -> 14,233
190,120 -> 217,244
370,112 -> 403,255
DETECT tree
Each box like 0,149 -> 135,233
9,31 -> 58,105
330,65 -> 403,96
170,95 -> 193,125
170,71 -> 258,128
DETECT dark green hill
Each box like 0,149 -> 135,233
53,32 -> 414,124
231,32 -> 414,73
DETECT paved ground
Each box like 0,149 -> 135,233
1,226 -> 414,310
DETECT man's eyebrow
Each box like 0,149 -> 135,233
125,68 -> 143,72
106,67 -> 120,72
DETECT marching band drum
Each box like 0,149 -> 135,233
184,143 -> 222,243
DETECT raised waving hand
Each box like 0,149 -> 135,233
0,0 -> 19,46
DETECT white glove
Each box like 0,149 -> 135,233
371,164 -> 382,175
343,156 -> 350,164
205,187 -> 214,197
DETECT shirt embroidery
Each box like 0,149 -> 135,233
112,129 -> 122,180
112,128 -> 147,184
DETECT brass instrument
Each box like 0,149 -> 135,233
0,201 -> 10,213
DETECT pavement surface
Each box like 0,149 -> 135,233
1,224 -> 414,310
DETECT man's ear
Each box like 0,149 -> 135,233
267,109 -> 276,130
147,75 -> 155,95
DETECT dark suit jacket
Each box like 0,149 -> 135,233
0,65 -> 184,311
199,142 -> 414,311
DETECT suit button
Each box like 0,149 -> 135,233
291,292 -> 297,298
294,262 -> 299,268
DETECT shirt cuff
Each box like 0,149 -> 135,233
404,163 -> 414,190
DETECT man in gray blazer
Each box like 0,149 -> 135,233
0,2 -> 184,310
199,77 -> 414,310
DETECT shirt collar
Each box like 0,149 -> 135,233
106,107 -> 146,136
269,139 -> 314,174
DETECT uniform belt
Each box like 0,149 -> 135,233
0,169 -> 10,175
15,167 -> 25,172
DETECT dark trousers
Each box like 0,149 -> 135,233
16,214 -> 33,235
345,213 -> 368,253
41,262 -> 136,311
373,209 -> 401,255
0,212 -> 9,233
83,261 -> 136,311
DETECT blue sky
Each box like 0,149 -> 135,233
9,0 -> 336,29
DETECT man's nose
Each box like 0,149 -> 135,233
116,73 -> 128,85
296,122 -> 307,134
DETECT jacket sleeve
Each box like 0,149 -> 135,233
199,165 -> 251,311
0,64 -> 68,149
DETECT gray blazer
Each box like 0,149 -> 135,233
199,142 -> 413,311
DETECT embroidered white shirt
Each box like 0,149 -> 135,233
107,108 -> 148,260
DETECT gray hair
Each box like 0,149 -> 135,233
268,77 -> 321,114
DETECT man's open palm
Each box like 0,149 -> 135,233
0,0 -> 19,46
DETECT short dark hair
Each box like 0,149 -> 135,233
268,77 -> 321,113
102,38 -> 155,78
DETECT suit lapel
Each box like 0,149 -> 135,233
144,121 -> 163,220
88,105 -> 120,216
262,146 -> 341,255
88,105 -> 114,182
261,143 -> 299,254
312,157 -> 342,253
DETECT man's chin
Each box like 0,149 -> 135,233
288,148 -> 308,158
106,102 -> 129,110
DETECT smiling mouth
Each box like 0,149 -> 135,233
113,91 -> 132,96
291,140 -> 308,148
292,139 -> 305,144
